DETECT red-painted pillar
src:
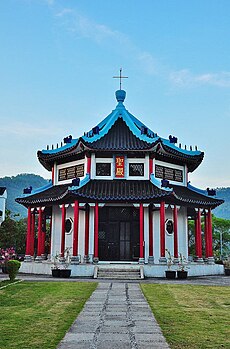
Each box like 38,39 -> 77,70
173,206 -> 178,258
30,211 -> 35,257
195,209 -> 202,258
85,205 -> 89,257
204,211 -> 209,258
149,158 -> 153,178
41,215 -> 46,255
160,201 -> 165,257
87,155 -> 91,175
37,208 -> 43,257
94,202 -> 99,259
73,201 -> 79,257
208,209 -> 213,257
149,206 -> 153,256
52,167 -> 54,184
25,207 -> 32,256
139,203 -> 144,259
61,204 -> 66,258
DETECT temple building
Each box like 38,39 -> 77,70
16,87 -> 224,277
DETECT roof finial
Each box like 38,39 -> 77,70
113,68 -> 128,90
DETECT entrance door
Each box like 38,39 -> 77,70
99,207 -> 139,261
120,222 -> 131,260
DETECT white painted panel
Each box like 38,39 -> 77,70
51,205 -> 62,257
56,157 -> 87,185
165,206 -> 174,257
178,207 -> 188,258
89,207 -> 95,257
154,159 -> 186,186
78,210 -> 85,262
153,210 -> 160,263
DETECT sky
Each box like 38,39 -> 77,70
0,0 -> 230,189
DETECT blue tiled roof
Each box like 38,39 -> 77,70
38,89 -> 204,172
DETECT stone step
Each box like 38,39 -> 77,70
98,268 -> 140,273
97,267 -> 141,280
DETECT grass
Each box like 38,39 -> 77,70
0,281 -> 97,349
141,284 -> 230,349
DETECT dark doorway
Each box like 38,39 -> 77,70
98,207 -> 139,261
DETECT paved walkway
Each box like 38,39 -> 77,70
57,282 -> 170,349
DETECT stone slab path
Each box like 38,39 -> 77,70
57,282 -> 170,349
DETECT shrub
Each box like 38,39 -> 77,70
7,260 -> 21,281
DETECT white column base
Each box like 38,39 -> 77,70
148,256 -> 154,264
159,257 -> 167,264
93,257 -> 99,264
139,258 -> 145,264
71,256 -> 80,265
207,257 -> 215,264
24,255 -> 33,262
35,256 -> 43,263
83,255 -> 90,263
196,258 -> 204,263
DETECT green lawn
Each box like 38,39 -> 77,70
141,284 -> 230,349
0,281 -> 97,349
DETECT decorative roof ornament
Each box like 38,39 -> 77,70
113,68 -> 128,90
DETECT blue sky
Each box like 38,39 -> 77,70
0,0 -> 230,188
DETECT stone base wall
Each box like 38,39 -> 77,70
19,261 -> 225,278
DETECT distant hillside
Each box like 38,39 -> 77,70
213,188 -> 230,220
0,174 -> 49,218
0,173 -> 229,220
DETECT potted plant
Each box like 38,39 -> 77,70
59,247 -> 72,278
223,259 -> 230,276
51,253 -> 61,277
165,249 -> 176,279
177,253 -> 188,279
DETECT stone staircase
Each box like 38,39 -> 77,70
95,265 -> 143,280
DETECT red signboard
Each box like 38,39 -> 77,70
115,156 -> 125,178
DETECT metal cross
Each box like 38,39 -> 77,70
113,68 -> 128,90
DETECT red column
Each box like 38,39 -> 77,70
149,157 -> 153,178
30,211 -> 35,257
139,203 -> 144,259
208,209 -> 213,257
94,202 -> 99,259
173,206 -> 178,258
204,211 -> 209,258
37,208 -> 43,257
160,201 -> 165,257
52,167 -> 54,184
87,155 -> 91,174
61,204 -> 66,258
85,205 -> 89,257
195,209 -> 202,258
41,215 -> 46,255
73,201 -> 79,257
25,207 -> 32,256
149,206 -> 153,256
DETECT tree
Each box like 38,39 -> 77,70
0,209 -> 27,254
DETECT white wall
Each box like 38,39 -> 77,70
51,204 -> 86,262
152,205 -> 188,264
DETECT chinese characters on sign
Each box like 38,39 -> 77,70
115,156 -> 125,178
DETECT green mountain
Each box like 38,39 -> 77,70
0,174 -> 49,218
0,173 -> 229,220
213,188 -> 230,220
